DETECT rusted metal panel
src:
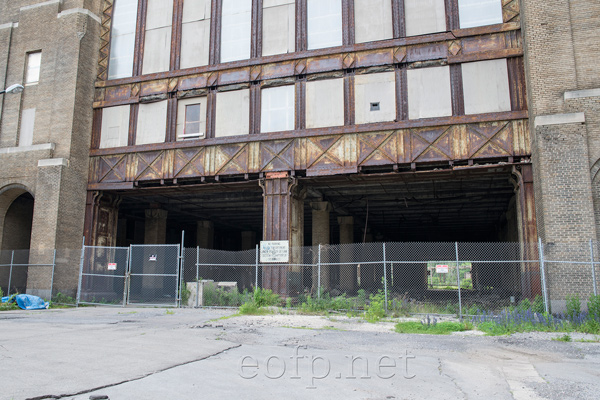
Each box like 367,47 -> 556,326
140,80 -> 169,97
306,56 -> 344,75
178,74 -> 209,91
354,48 -> 395,69
173,147 -> 206,178
357,131 -> 399,167
218,68 -> 251,86
215,143 -> 250,176
406,42 -> 448,62
260,139 -> 295,172
260,61 -> 296,81
461,33 -> 508,55
133,151 -> 166,181
105,85 -> 133,102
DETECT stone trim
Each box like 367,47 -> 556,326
20,0 -> 61,12
534,112 -> 585,128
58,9 -> 102,24
38,158 -> 68,167
564,88 -> 600,100
0,23 -> 18,30
0,143 -> 55,155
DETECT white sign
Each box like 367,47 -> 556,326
108,263 -> 117,271
260,241 -> 289,263
436,265 -> 449,274
149,255 -> 157,262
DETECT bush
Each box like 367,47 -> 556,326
588,295 -> 600,321
532,295 -> 545,314
364,291 -> 387,322
253,287 -> 280,307
203,285 -> 252,307
566,295 -> 581,320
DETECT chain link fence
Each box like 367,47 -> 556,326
2,240 -> 598,314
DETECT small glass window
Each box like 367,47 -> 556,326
185,104 -> 201,136
307,0 -> 342,50
108,0 -> 139,80
458,0 -> 503,29
25,52 -> 42,85
261,86 -> 295,133
221,0 -> 252,63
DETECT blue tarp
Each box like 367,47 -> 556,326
1,294 -> 48,310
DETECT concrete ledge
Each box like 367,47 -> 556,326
38,158 -> 68,167
0,22 -> 18,30
58,8 -> 101,24
565,88 -> 600,100
0,143 -> 55,155
534,112 -> 585,128
20,0 -> 60,12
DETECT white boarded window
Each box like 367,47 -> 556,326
221,0 -> 252,63
458,0 -> 503,29
142,0 -> 173,75
407,66 -> 452,119
136,101 -> 168,145
354,0 -> 393,44
215,90 -> 250,137
19,108 -> 35,147
25,52 -> 41,85
405,0 -> 446,37
355,72 -> 396,125
462,59 -> 511,115
261,85 -> 295,133
306,79 -> 344,128
180,0 -> 211,69
176,97 -> 207,140
108,0 -> 138,80
100,105 -> 130,148
307,0 -> 342,50
262,0 -> 295,57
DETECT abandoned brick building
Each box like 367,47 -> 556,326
1,0 -> 599,310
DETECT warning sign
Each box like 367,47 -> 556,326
435,265 -> 449,274
108,263 -> 117,271
260,241 -> 289,263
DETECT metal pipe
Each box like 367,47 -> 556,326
255,244 -> 259,289
7,251 -> 14,297
49,249 -> 56,301
196,246 -> 200,308
538,238 -> 550,314
383,242 -> 388,312
318,244 -> 321,299
455,242 -> 462,320
76,237 -> 86,306
591,240 -> 598,297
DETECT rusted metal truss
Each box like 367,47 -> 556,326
89,119 -> 530,189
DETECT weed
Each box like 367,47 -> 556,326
165,309 -> 175,315
364,291 -> 387,323
253,287 -> 280,307
180,284 -> 191,305
553,334 -> 572,342
395,321 -> 472,335
566,295 -> 581,320
532,295 -> 545,314
51,292 -> 76,305
588,295 -> 600,321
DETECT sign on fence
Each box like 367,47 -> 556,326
260,241 -> 289,263
436,265 -> 449,274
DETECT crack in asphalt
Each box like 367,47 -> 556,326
25,344 -> 242,400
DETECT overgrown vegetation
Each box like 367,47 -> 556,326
471,294 -> 600,335
0,288 -> 19,311
51,292 -> 76,306
203,285 -> 253,307
395,316 -> 473,335
237,287 -> 281,315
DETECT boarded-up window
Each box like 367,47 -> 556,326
108,0 -> 138,79
25,52 -> 42,85
176,97 -> 207,140
307,0 -> 342,50
306,78 -> 344,128
19,108 -> 35,147
407,66 -> 452,119
261,85 -> 295,133
100,105 -> 130,148
462,59 -> 511,115
404,0 -> 446,37
136,101 -> 168,145
355,72 -> 396,125
354,0 -> 393,44
215,89 -> 250,137
142,0 -> 173,75
180,0 -> 211,69
221,0 -> 252,63
262,0 -> 295,57
458,0 -> 503,29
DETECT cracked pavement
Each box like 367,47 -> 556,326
0,307 -> 599,400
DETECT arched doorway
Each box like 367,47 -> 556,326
0,186 -> 34,295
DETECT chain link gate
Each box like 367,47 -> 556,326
77,246 -> 130,306
127,244 -> 181,307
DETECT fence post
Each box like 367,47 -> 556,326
122,247 -> 128,307
455,242 -> 462,320
76,237 -> 86,306
538,238 -> 550,314
383,242 -> 388,312
255,244 -> 260,289
7,251 -> 14,297
49,249 -> 56,301
318,244 -> 322,299
196,246 -> 200,308
590,239 -> 598,297
177,231 -> 185,308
